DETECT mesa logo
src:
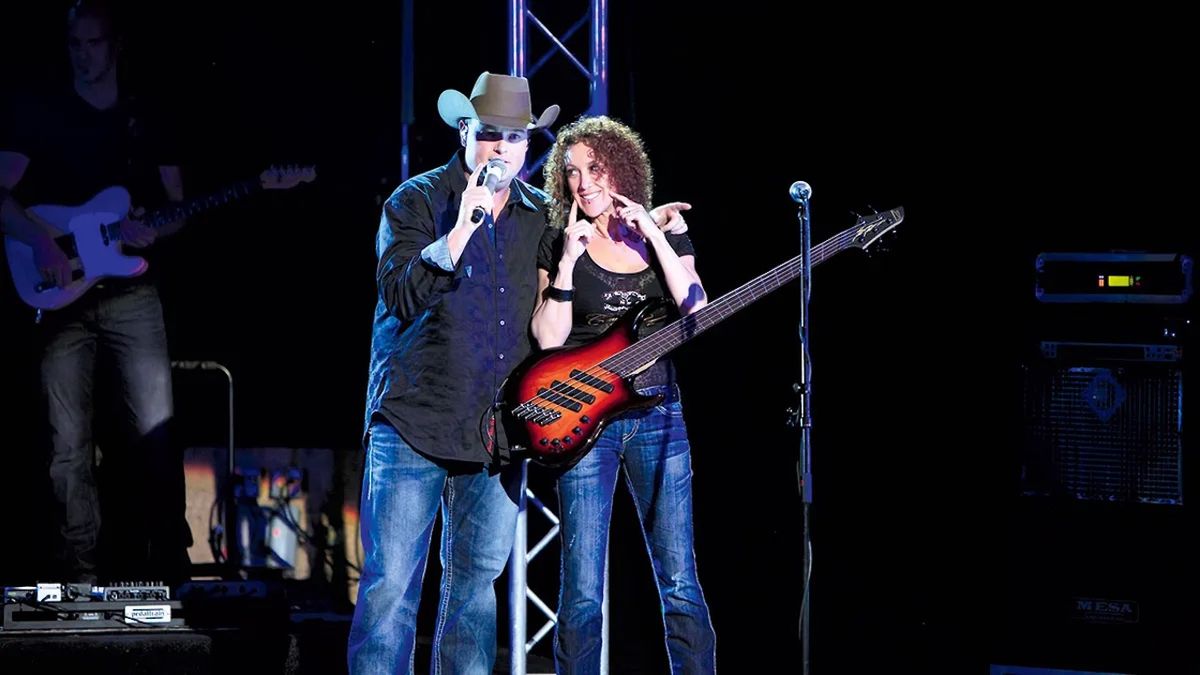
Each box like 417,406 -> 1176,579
1071,597 -> 1139,624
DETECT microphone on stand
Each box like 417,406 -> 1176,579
790,180 -> 812,204
789,178 -> 814,675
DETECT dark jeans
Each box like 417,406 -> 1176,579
38,283 -> 190,583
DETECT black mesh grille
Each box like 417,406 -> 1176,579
1023,344 -> 1183,505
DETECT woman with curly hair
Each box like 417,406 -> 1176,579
533,115 -> 716,673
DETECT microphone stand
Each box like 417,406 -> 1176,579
171,360 -> 237,578
788,180 -> 813,675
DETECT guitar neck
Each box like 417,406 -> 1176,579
144,178 -> 261,229
603,226 -> 857,377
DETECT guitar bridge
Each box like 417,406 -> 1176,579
512,403 -> 562,426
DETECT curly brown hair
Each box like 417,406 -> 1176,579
543,115 -> 653,227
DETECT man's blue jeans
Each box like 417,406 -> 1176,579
348,419 -> 522,674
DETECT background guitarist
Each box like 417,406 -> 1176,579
533,115 -> 717,672
0,0 -> 191,585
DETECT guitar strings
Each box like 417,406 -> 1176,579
601,228 -> 853,377
524,227 -> 856,409
513,226 -> 861,414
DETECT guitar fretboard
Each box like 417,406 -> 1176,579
145,179 -> 261,229
596,208 -> 902,377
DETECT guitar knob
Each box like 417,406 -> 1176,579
562,436 -> 573,444
580,416 -> 590,424
573,427 -> 582,434
551,439 -> 561,447
539,438 -> 548,446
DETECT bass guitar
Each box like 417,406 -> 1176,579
499,206 -> 904,468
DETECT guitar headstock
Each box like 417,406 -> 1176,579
848,207 -> 904,253
259,164 -> 317,190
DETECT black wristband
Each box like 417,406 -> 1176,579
544,286 -> 575,302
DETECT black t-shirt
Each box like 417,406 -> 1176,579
1,87 -> 181,289
537,226 -> 696,388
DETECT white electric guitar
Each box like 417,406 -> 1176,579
5,165 -> 316,311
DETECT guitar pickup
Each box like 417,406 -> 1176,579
569,369 -> 613,393
551,380 -> 595,405
55,234 -> 79,258
537,388 -> 582,413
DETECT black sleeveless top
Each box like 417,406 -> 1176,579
537,226 -> 695,389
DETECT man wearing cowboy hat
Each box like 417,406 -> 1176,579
350,71 -> 560,674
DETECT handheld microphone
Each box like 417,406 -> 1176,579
471,159 -> 508,224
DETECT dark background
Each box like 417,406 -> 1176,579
1,2 -> 1193,672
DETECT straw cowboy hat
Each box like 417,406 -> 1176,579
437,71 -> 560,130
